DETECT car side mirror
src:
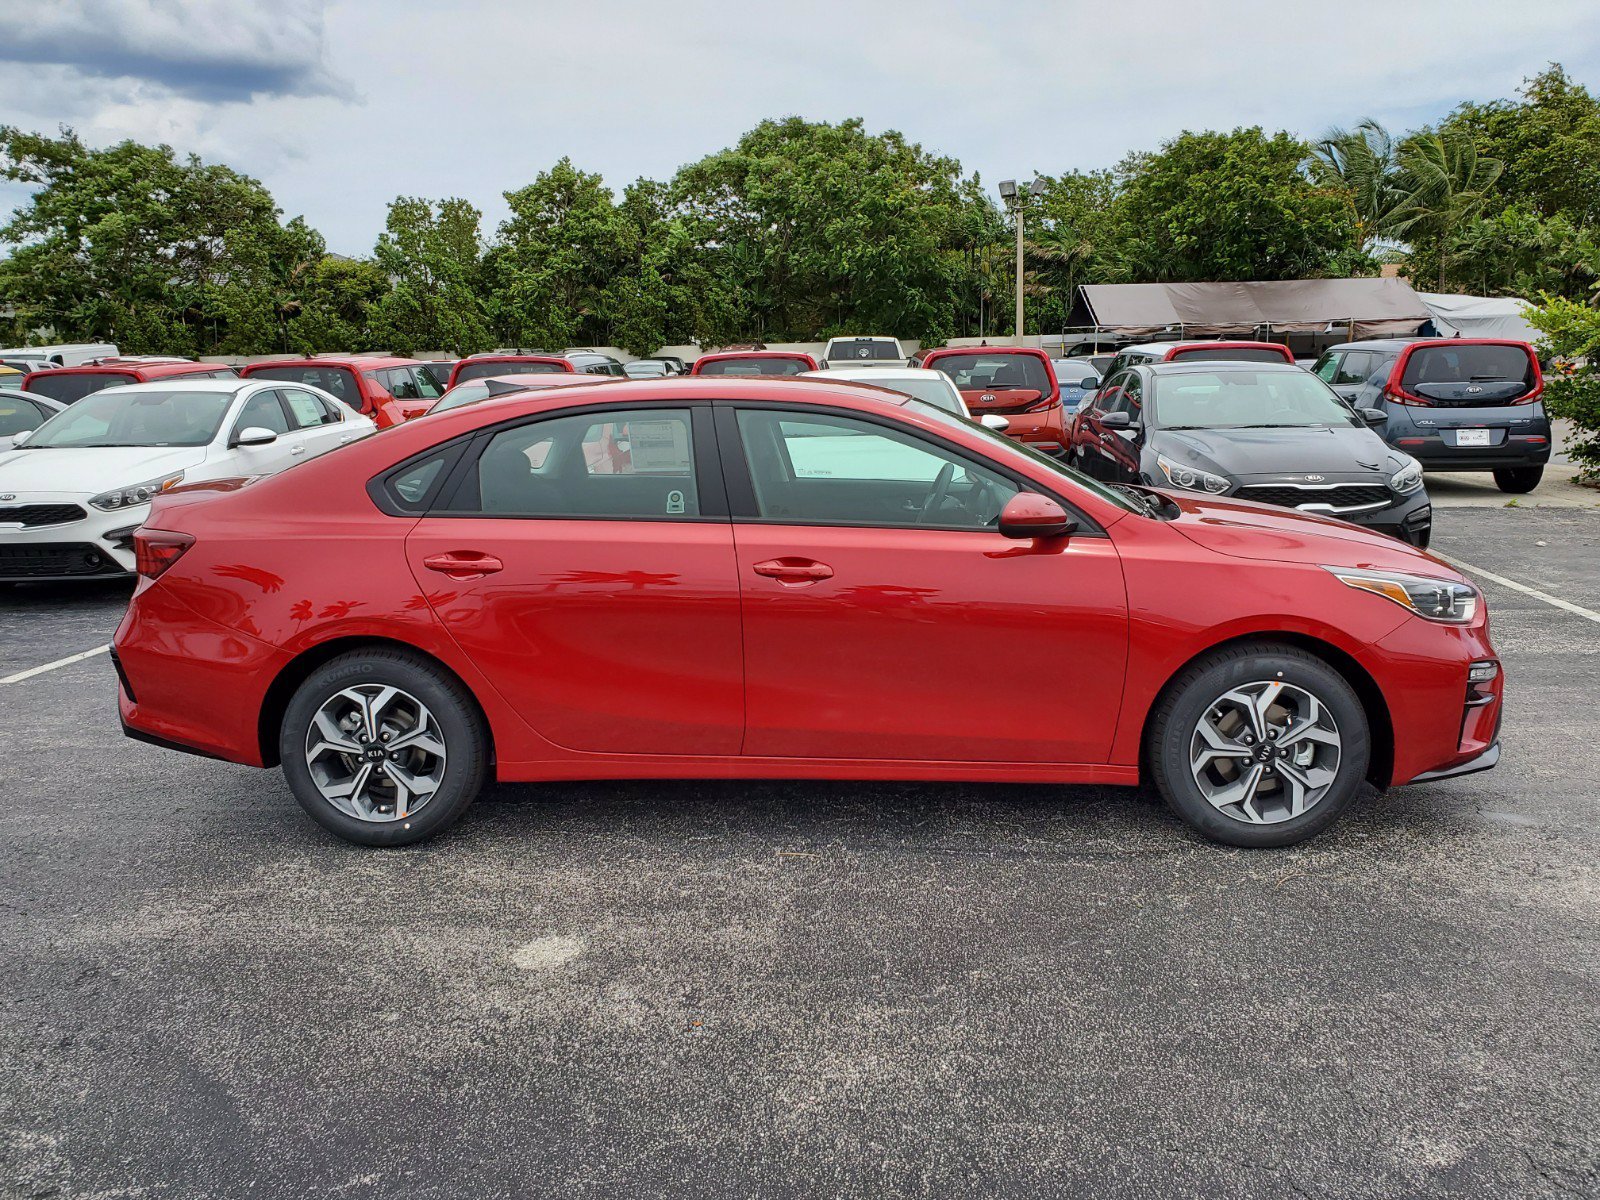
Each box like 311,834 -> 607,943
1100,411 -> 1132,430
979,414 -> 1010,432
9,430 -> 27,447
235,426 -> 278,447
1080,374 -> 1100,391
998,492 -> 1075,540
1359,408 -> 1387,427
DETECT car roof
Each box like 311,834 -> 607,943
245,355 -> 418,371
471,374 -> 614,389
36,361 -> 222,378
697,350 -> 812,360
806,366 -> 946,380
1143,360 -> 1305,376
1325,337 -> 1527,351
79,377 -> 263,393
922,345 -> 1047,358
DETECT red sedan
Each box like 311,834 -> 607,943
114,378 -> 1502,849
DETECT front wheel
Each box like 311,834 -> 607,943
1493,466 -> 1542,494
1147,643 -> 1370,848
279,648 -> 489,846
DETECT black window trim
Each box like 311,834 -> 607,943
366,398 -> 728,523
712,399 -> 1106,537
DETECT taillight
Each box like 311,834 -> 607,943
1024,395 -> 1061,413
1385,387 -> 1429,407
1508,380 -> 1544,405
134,529 -> 195,580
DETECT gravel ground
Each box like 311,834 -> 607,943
0,505 -> 1595,1199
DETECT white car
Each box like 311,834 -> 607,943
0,342 -> 119,368
0,378 -> 374,582
798,367 -> 1010,432
819,336 -> 908,369
0,388 -> 65,451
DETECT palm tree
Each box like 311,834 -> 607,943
1390,128 -> 1504,291
1305,119 -> 1402,255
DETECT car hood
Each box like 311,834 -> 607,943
1153,424 -> 1399,480
0,445 -> 207,494
1161,491 -> 1463,578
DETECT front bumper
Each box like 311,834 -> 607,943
1408,741 -> 1499,782
0,492 -> 141,581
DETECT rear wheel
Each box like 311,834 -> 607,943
279,649 -> 489,846
1493,466 -> 1543,493
1147,643 -> 1370,848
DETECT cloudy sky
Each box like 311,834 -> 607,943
3,0 -> 1598,255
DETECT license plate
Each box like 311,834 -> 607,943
1456,429 -> 1492,447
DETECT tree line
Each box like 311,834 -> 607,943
1,65 -> 1596,359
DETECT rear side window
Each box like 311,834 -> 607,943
281,387 -> 339,428
469,408 -> 699,519
1400,345 -> 1535,391
27,372 -> 134,404
1170,347 -> 1288,364
248,365 -> 363,410
1332,351 -> 1376,386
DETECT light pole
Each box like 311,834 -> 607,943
998,177 -> 1047,347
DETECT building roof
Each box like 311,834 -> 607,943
1069,278 -> 1431,339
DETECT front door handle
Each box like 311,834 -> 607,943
290,444 -> 308,455
423,551 -> 504,579
752,557 -> 834,584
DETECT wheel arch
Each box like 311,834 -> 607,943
257,635 -> 496,772
1139,631 -> 1395,789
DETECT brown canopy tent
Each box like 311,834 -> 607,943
1067,278 -> 1431,340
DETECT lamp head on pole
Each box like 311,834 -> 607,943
1029,177 -> 1048,197
997,179 -> 1017,203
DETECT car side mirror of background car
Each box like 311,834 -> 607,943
1359,408 -> 1387,427
1100,411 -> 1133,430
979,414 -> 1011,432
234,426 -> 279,447
1080,375 -> 1100,390
998,493 -> 1074,540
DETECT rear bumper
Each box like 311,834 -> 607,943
982,404 -> 1067,454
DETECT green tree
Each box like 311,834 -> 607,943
671,117 -> 983,342
1105,128 -> 1362,282
369,197 -> 492,355
1305,119 -> 1401,256
0,126 -> 318,354
282,254 -> 390,353
1527,297 -> 1600,478
1390,128 -> 1503,292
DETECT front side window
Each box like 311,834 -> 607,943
25,389 -> 234,448
235,389 -> 291,436
735,409 -> 1019,530
0,396 -> 46,436
471,408 -> 699,519
1312,352 -> 1340,383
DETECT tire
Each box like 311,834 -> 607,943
278,648 -> 489,846
1493,466 -> 1542,494
1147,642 -> 1370,848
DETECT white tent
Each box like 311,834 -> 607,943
1418,293 -> 1540,343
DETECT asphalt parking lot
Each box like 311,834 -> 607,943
2,498 -> 1597,1198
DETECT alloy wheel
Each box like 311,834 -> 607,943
303,684 -> 447,822
1188,680 -> 1342,825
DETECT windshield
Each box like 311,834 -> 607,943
25,389 -> 233,448
929,353 -> 1053,403
453,360 -> 565,384
27,372 -> 133,404
248,364 -> 361,408
827,340 -> 901,362
906,401 -> 1143,514
852,376 -> 963,412
1170,346 -> 1289,364
1151,370 -> 1360,429
698,356 -> 809,376
430,382 -> 494,414
1400,344 -> 1534,390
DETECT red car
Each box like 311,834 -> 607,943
241,357 -> 441,428
690,351 -> 819,376
918,346 -> 1067,456
1101,341 -> 1297,376
445,355 -> 574,389
22,359 -> 236,405
114,378 -> 1502,850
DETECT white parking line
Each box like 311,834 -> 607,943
1433,554 -> 1600,626
0,644 -> 110,685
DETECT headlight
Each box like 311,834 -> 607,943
1389,458 -> 1424,495
1156,455 -> 1230,494
1324,567 -> 1478,623
89,472 -> 185,511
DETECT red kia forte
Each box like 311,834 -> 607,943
113,378 -> 1502,849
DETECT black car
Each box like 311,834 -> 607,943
1312,338 -> 1550,493
1070,361 -> 1432,546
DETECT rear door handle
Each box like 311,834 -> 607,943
752,557 -> 833,584
423,551 -> 504,579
